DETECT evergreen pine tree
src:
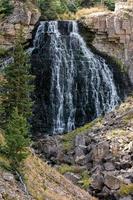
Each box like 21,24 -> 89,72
0,29 -> 34,127
37,0 -> 65,19
0,74 -> 7,125
0,0 -> 13,17
1,107 -> 30,168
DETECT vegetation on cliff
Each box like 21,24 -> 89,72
0,0 -> 13,18
0,30 -> 34,125
35,0 -> 115,19
0,29 -> 33,172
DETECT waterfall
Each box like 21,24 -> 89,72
31,20 -> 121,135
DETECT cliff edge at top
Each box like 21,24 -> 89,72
0,0 -> 40,50
79,0 -> 133,85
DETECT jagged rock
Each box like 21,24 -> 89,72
35,136 -> 59,159
75,147 -> 86,165
91,141 -> 110,162
104,162 -> 115,171
85,153 -> 93,164
91,174 -> 104,190
87,144 -> 92,152
75,135 -> 86,147
92,165 -> 104,174
115,162 -> 122,170
2,172 -> 14,182
120,162 -> 132,170
104,174 -> 120,190
0,186 -> 6,194
59,154 -> 74,164
64,172 -> 81,184
102,186 -> 111,195
110,139 -> 120,155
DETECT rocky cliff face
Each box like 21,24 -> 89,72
79,1 -> 133,85
0,0 -> 40,50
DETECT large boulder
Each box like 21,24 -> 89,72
91,174 -> 104,190
2,172 -> 14,183
64,172 -> 81,184
75,135 -> 86,148
75,147 -> 86,165
104,162 -> 115,171
104,174 -> 120,190
91,141 -> 110,162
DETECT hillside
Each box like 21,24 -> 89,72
35,96 -> 133,200
0,136 -> 96,200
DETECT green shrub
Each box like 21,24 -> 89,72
83,0 -> 115,11
0,108 -> 31,168
79,171 -> 91,189
37,0 -> 82,19
104,0 -> 115,11
119,184 -> 133,196
0,48 -> 8,57
58,164 -> 77,174
0,29 -> 34,126
0,0 -> 13,18
62,0 -> 82,13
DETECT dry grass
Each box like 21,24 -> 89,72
21,154 -> 97,200
58,12 -> 76,20
56,5 -> 110,20
75,5 -> 109,19
106,128 -> 129,139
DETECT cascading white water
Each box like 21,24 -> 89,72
31,20 -> 120,135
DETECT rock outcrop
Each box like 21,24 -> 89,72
0,0 -> 40,50
79,1 -> 133,84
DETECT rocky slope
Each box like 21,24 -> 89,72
0,170 -> 29,200
34,96 -> 133,200
79,1 -> 133,85
0,0 -> 40,50
0,138 -> 96,200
